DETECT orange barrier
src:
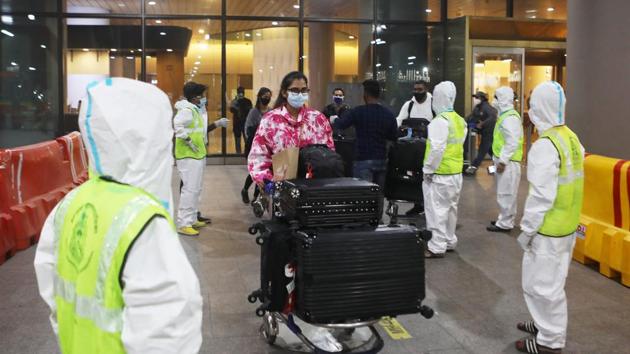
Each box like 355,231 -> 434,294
0,133 -> 87,265
575,155 -> 630,287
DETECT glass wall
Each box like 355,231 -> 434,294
1,15 -> 59,148
3,0 -> 566,153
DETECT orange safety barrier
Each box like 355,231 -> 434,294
0,133 -> 88,265
56,131 -> 89,185
575,154 -> 630,287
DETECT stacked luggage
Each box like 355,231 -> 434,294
248,173 -> 433,352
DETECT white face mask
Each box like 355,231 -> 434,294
473,98 -> 481,107
287,92 -> 308,108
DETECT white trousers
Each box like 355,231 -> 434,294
522,234 -> 576,349
423,174 -> 463,254
176,158 -> 205,227
494,159 -> 521,229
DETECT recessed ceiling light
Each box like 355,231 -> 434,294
28,66 -> 36,71
111,48 -> 117,52
40,44 -> 46,48
166,48 -> 173,52
82,48 -> 89,52
348,35 -> 355,39
408,62 -> 414,65
272,21 -> 279,26
293,4 -> 300,9
138,49 -> 142,52
547,7 -> 555,12
198,29 -> 205,34
194,61 -> 201,65
425,8 -> 432,13
245,33 -> 251,37
160,32 -> 166,36
155,20 -> 162,24
388,65 -> 393,69
256,32 -> 262,37
408,56 -> 416,60
375,63 -> 382,67
528,15 -> 537,19
148,1 -> 156,5
10,61 -> 17,66
110,56 -> 115,59
525,9 -> 537,13
130,50 -> 135,53
193,67 -> 198,70
27,14 -> 35,20
1,29 -> 15,37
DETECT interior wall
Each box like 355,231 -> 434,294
567,0 -> 630,159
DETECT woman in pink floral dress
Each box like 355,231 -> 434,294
247,71 -> 335,186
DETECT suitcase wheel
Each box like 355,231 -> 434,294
248,294 -> 258,304
420,305 -> 434,319
255,236 -> 265,245
260,313 -> 278,345
248,226 -> 258,235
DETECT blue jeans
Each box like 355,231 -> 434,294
353,159 -> 387,190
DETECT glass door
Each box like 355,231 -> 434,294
472,47 -> 524,114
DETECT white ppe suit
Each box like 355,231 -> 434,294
423,81 -> 466,254
34,78 -> 203,353
493,87 -> 524,229
518,81 -> 584,349
174,99 -> 206,228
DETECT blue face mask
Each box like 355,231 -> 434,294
333,95 -> 344,105
287,92 -> 308,109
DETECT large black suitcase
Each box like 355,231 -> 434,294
293,225 -> 426,324
274,178 -> 383,229
384,138 -> 425,202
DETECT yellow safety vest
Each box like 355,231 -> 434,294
53,177 -> 173,353
538,126 -> 584,237
424,111 -> 467,175
175,107 -> 206,160
492,109 -> 524,162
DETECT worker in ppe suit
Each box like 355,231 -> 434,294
515,81 -> 584,354
487,87 -> 524,232
174,82 -> 228,236
34,78 -> 203,354
422,81 -> 467,258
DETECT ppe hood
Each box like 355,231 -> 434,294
432,81 -> 456,115
494,86 -> 515,114
528,81 -> 566,133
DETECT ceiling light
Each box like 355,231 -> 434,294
245,33 -> 251,37
82,48 -> 89,52
110,56 -> 115,59
269,66 -> 274,70
126,56 -> 134,59
258,69 -> 263,73
375,63 -> 381,67
17,84 -> 22,88
155,20 -> 162,24
194,61 -> 201,65
256,32 -> 262,37
348,35 -> 355,39
198,29 -> 205,34
160,32 -> 166,36
130,50 -> 135,53
408,56 -> 416,60
166,48 -> 173,52
408,62 -> 414,65
448,36 -> 452,40
370,40 -> 376,44
194,66 -> 198,70
388,65 -> 393,69
138,49 -> 142,52
525,9 -> 537,13
10,61 -> 17,66
1,15 -> 13,25
528,15 -> 537,19
111,48 -> 117,52
28,66 -> 36,71
547,7 -> 555,12
293,4 -> 300,9
27,14 -> 35,20
272,21 -> 279,26
1,29 -> 15,37
148,1 -> 156,5
425,8 -> 432,13
40,44 -> 46,48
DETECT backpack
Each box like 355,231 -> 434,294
297,144 -> 345,179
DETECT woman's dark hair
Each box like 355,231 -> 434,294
255,87 -> 272,111
273,71 -> 308,109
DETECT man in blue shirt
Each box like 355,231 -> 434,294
332,80 -> 398,189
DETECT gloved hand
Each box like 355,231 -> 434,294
185,138 -> 199,153
330,115 -> 339,124
423,173 -> 434,183
214,117 -> 229,128
517,232 -> 534,251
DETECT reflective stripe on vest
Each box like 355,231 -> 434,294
175,107 -> 206,160
52,178 -> 173,353
538,126 -> 584,237
492,109 -> 524,162
424,111 -> 466,175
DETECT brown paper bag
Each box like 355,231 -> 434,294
272,147 -> 299,181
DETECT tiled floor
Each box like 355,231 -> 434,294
1,165 -> 629,354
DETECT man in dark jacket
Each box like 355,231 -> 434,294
464,91 -> 497,175
229,86 -> 253,154
323,87 -> 353,138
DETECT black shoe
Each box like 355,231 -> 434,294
405,205 -> 425,216
197,215 -> 212,224
241,189 -> 250,204
486,224 -> 512,233
491,220 -> 496,226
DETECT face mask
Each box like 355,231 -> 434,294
260,97 -> 271,106
333,95 -> 344,105
200,97 -> 207,107
287,92 -> 308,108
473,98 -> 481,107
414,92 -> 427,102
237,93 -> 244,98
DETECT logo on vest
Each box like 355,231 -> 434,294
68,203 -> 98,271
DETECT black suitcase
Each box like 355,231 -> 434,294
274,178 -> 383,229
293,225 -> 426,324
384,138 -> 425,202
247,220 -> 295,315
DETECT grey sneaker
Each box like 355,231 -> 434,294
464,166 -> 478,175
